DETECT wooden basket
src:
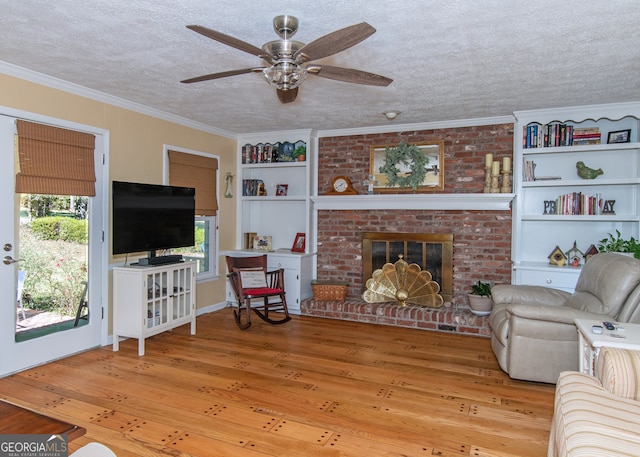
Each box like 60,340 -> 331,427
311,280 -> 349,302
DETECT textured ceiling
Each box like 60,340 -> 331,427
1,1 -> 639,135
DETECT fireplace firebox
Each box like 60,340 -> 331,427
362,232 -> 453,303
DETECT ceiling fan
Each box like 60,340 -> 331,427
181,15 -> 393,103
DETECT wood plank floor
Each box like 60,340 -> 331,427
0,311 -> 556,457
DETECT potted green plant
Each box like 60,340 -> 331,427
292,145 -> 306,162
467,280 -> 493,315
598,230 -> 640,259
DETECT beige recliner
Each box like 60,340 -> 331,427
489,253 -> 640,384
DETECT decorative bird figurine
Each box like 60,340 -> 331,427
576,161 -> 603,179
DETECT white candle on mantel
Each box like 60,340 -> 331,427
503,157 -> 511,172
492,161 -> 500,175
485,153 -> 493,168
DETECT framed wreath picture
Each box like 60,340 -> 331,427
370,140 -> 444,193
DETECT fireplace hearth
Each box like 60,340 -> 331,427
300,299 -> 490,337
301,231 -> 491,337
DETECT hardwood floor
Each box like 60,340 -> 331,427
0,311 -> 555,456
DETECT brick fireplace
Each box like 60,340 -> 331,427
300,122 -> 514,337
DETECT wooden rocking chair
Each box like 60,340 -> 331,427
225,255 -> 291,329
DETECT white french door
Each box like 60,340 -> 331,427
0,113 -> 107,377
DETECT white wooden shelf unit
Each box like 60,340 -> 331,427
229,129 -> 317,311
512,102 -> 640,292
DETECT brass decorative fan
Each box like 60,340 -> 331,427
362,255 -> 443,308
181,15 -> 392,103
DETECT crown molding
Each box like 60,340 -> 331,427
0,61 -> 237,140
317,115 -> 515,138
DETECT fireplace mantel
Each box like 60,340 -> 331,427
311,193 -> 514,211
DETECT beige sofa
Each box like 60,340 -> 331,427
548,347 -> 640,457
489,253 -> 640,383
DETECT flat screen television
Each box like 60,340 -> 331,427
112,181 -> 195,258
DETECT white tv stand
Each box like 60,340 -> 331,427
112,261 -> 196,355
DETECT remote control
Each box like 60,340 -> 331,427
592,325 -> 603,334
603,321 -> 616,331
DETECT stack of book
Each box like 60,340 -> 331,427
523,159 -> 537,181
551,192 -> 604,215
523,123 -> 601,148
241,143 -> 278,164
242,179 -> 265,196
572,127 -> 601,145
523,158 -> 562,182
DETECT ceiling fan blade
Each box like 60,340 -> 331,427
307,65 -> 393,86
186,25 -> 270,59
277,87 -> 298,104
294,22 -> 376,63
181,67 -> 264,84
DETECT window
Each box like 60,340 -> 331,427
167,148 -> 219,280
173,216 -> 216,279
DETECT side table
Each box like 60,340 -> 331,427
574,319 -> 640,375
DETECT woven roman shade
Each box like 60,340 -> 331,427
15,120 -> 96,196
168,150 -> 218,216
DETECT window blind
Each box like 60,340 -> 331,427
168,150 -> 218,216
15,120 -> 96,196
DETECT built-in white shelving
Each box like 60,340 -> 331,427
512,102 -> 640,292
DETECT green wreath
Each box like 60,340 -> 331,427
379,142 -> 429,189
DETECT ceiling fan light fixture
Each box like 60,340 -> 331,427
273,15 -> 299,39
383,110 -> 401,120
183,15 -> 391,103
263,61 -> 307,90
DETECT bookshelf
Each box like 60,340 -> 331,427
512,102 -> 640,292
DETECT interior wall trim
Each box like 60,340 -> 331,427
0,60 -> 237,140
317,115 -> 515,138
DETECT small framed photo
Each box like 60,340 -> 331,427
253,235 -> 272,251
607,129 -> 631,144
291,232 -> 306,252
276,184 -> 288,196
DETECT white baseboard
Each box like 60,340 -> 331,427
196,301 -> 229,316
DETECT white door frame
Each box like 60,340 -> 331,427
0,107 -> 109,377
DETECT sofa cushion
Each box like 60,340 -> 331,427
549,371 -> 640,457
596,347 -> 640,401
573,252 -> 640,316
563,291 -> 606,314
491,284 -> 570,306
239,270 -> 268,288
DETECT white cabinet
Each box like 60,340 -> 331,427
236,129 -> 316,252
512,102 -> 640,292
222,250 -> 315,314
267,252 -> 314,313
112,261 -> 196,355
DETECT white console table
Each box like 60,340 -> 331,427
113,261 -> 196,356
